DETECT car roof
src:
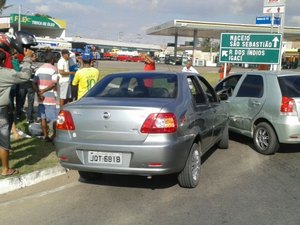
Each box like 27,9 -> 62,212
230,71 -> 300,77
107,71 -> 203,77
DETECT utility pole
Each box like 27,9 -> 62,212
18,4 -> 21,31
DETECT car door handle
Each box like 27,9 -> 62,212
252,101 -> 261,106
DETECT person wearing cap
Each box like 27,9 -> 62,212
0,48 -> 34,176
72,52 -> 100,99
57,49 -> 75,107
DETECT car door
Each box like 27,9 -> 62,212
215,74 -> 243,97
197,75 -> 227,141
229,74 -> 266,133
187,75 -> 215,149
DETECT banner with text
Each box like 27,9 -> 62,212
10,14 -> 66,29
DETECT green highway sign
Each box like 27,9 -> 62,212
220,33 -> 282,64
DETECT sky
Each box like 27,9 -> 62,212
2,0 -> 300,45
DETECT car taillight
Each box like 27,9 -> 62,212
56,110 -> 75,130
141,113 -> 177,133
281,96 -> 296,115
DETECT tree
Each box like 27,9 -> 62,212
200,38 -> 219,52
34,13 -> 52,18
0,0 -> 12,15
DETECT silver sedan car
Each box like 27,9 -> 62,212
55,72 -> 229,188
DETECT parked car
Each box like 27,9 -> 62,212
117,55 -> 131,61
215,71 -> 300,155
55,72 -> 229,188
129,55 -> 143,62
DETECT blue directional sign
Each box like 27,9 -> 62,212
256,16 -> 281,25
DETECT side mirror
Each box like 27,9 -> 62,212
218,93 -> 228,101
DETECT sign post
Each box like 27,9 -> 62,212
219,33 -> 282,64
263,0 -> 286,71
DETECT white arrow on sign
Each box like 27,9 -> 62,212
222,50 -> 228,57
272,37 -> 280,48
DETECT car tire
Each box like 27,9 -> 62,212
218,122 -> 229,149
78,171 -> 101,181
177,143 -> 201,188
253,122 -> 279,155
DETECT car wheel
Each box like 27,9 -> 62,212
78,171 -> 101,181
218,122 -> 229,149
253,122 -> 279,155
178,143 -> 201,188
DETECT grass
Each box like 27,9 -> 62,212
10,136 -> 58,176
1,66 -> 220,179
0,119 -> 58,179
202,73 -> 219,86
99,67 -> 131,80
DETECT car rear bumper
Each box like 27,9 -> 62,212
274,121 -> 300,144
55,138 -> 193,176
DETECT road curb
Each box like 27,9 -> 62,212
0,165 -> 67,195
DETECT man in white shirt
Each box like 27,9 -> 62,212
57,49 -> 75,107
182,61 -> 199,74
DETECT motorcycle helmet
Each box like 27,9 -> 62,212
11,31 -> 38,54
0,33 -> 12,52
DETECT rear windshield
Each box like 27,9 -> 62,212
86,73 -> 178,98
278,76 -> 300,97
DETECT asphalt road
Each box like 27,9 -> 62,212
0,134 -> 299,225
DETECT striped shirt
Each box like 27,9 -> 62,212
34,63 -> 58,106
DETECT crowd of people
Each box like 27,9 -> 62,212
0,32 -> 101,176
8,49 -> 101,143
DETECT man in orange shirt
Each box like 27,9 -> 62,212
143,54 -> 156,71
141,54 -> 155,88
219,63 -> 231,80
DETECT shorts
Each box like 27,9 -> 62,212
38,104 -> 59,122
58,81 -> 72,100
0,106 -> 11,150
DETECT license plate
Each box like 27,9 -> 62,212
88,151 -> 122,164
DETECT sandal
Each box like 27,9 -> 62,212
1,168 -> 19,176
44,137 -> 53,143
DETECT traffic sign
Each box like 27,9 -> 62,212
219,33 -> 282,64
256,16 -> 280,26
263,6 -> 285,14
264,0 -> 285,7
263,0 -> 286,14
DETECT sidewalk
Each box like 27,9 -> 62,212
0,165 -> 67,195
